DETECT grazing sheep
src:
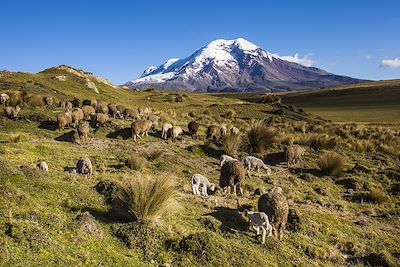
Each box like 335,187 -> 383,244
138,107 -> 152,116
244,156 -> 272,177
76,157 -> 93,176
116,104 -> 126,114
220,126 -> 227,136
37,161 -> 49,172
108,104 -> 122,119
58,101 -> 66,108
162,123 -> 173,140
131,119 -> 152,141
44,96 -> 53,106
96,100 -> 109,114
241,210 -> 273,244
1,93 -> 10,105
220,154 -> 239,167
207,125 -> 221,140
71,99 -> 81,108
94,113 -> 109,127
78,121 -> 91,142
124,108 -> 140,120
188,121 -> 199,138
57,110 -> 72,130
172,126 -> 183,141
81,105 -> 96,119
191,174 -> 216,197
66,101 -> 73,109
230,126 -> 239,135
258,187 -> 289,240
71,108 -> 84,127
286,144 -> 306,166
147,114 -> 160,130
4,106 -> 21,119
82,99 -> 97,108
220,160 -> 246,196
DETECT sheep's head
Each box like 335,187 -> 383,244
265,167 -> 272,177
209,183 -> 216,191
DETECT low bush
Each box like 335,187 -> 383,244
368,188 -> 390,204
318,152 -> 345,176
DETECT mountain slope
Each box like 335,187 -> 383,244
124,38 -> 366,92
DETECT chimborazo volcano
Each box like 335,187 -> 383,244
123,38 -> 366,92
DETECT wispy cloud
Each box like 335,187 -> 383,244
380,58 -> 400,69
274,53 -> 315,67
365,55 -> 372,60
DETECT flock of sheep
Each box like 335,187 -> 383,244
1,92 -> 307,245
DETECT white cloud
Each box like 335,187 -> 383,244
380,58 -> 400,69
365,55 -> 372,60
274,53 -> 315,67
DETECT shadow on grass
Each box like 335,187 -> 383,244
106,128 -> 131,140
206,207 -> 248,233
264,151 -> 286,166
289,166 -> 322,177
38,120 -> 58,131
69,206 -> 126,224
55,130 -> 75,142
199,144 -> 223,160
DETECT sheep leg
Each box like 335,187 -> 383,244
261,227 -> 266,244
202,186 -> 208,197
230,185 -> 236,195
257,166 -> 261,177
192,184 -> 197,195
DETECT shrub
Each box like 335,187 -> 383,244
223,133 -> 242,156
306,134 -> 337,150
350,139 -> 375,153
244,121 -> 277,154
223,109 -> 235,120
119,174 -> 176,223
146,149 -> 163,161
368,188 -> 390,204
125,154 -> 146,171
9,134 -> 21,143
318,152 -> 345,176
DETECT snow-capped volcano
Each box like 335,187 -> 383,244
124,38 -> 365,92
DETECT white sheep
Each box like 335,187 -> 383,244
220,126 -> 227,136
1,93 -> 10,105
242,210 -> 273,244
191,174 -> 216,197
230,126 -> 239,135
172,126 -> 183,141
162,123 -> 173,140
37,161 -> 49,172
244,156 -> 271,177
220,154 -> 239,167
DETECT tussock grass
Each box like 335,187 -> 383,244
318,152 -> 345,176
119,174 -> 176,223
146,149 -> 163,161
305,134 -> 337,150
222,109 -> 235,120
9,134 -> 21,143
125,154 -> 146,171
368,188 -> 390,204
223,133 -> 242,156
244,120 -> 277,154
349,139 -> 375,153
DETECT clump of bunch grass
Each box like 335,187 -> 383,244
306,134 -> 337,150
119,174 -> 176,223
318,152 -> 345,176
349,139 -> 375,153
9,134 -> 21,143
125,154 -> 146,171
146,149 -> 163,161
244,121 -> 277,154
223,133 -> 242,156
222,109 -> 235,120
368,188 -> 390,204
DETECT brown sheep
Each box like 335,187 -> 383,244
71,108 -> 84,127
81,105 -> 96,119
124,108 -> 140,120
4,106 -> 21,120
71,99 -> 81,108
57,110 -> 72,130
94,113 -> 109,127
78,121 -> 91,142
116,105 -> 126,114
44,96 -> 53,106
207,125 -> 221,140
188,121 -> 199,138
96,100 -> 108,114
108,104 -> 122,119
220,160 -> 246,196
131,120 -> 152,141
138,106 -> 152,116
286,144 -> 306,166
258,187 -> 289,240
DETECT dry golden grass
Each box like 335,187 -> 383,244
318,152 -> 346,176
223,133 -> 242,156
125,154 -> 146,171
244,120 -> 277,154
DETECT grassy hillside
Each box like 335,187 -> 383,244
280,80 -> 400,124
0,69 -> 399,266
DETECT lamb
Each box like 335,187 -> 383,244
219,160 -> 246,196
188,121 -> 199,138
131,119 -> 152,141
230,126 -> 239,135
37,161 -> 49,172
76,157 -> 93,176
78,121 -> 91,142
220,126 -> 227,136
244,156 -> 271,177
124,108 -> 140,120
81,105 -> 96,119
286,144 -> 306,166
162,123 -> 173,140
172,126 -> 183,141
258,187 -> 289,240
4,106 -> 21,119
44,96 -> 53,106
207,125 -> 221,140
241,210 -> 273,244
191,174 -> 216,197
93,113 -> 109,127
57,110 -> 72,130
220,154 -> 239,167
1,93 -> 10,105
71,108 -> 84,127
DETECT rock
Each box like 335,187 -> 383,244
84,78 -> 99,94
74,212 -> 103,239
55,75 -> 67,81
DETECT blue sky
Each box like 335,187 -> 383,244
1,0 -> 399,84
